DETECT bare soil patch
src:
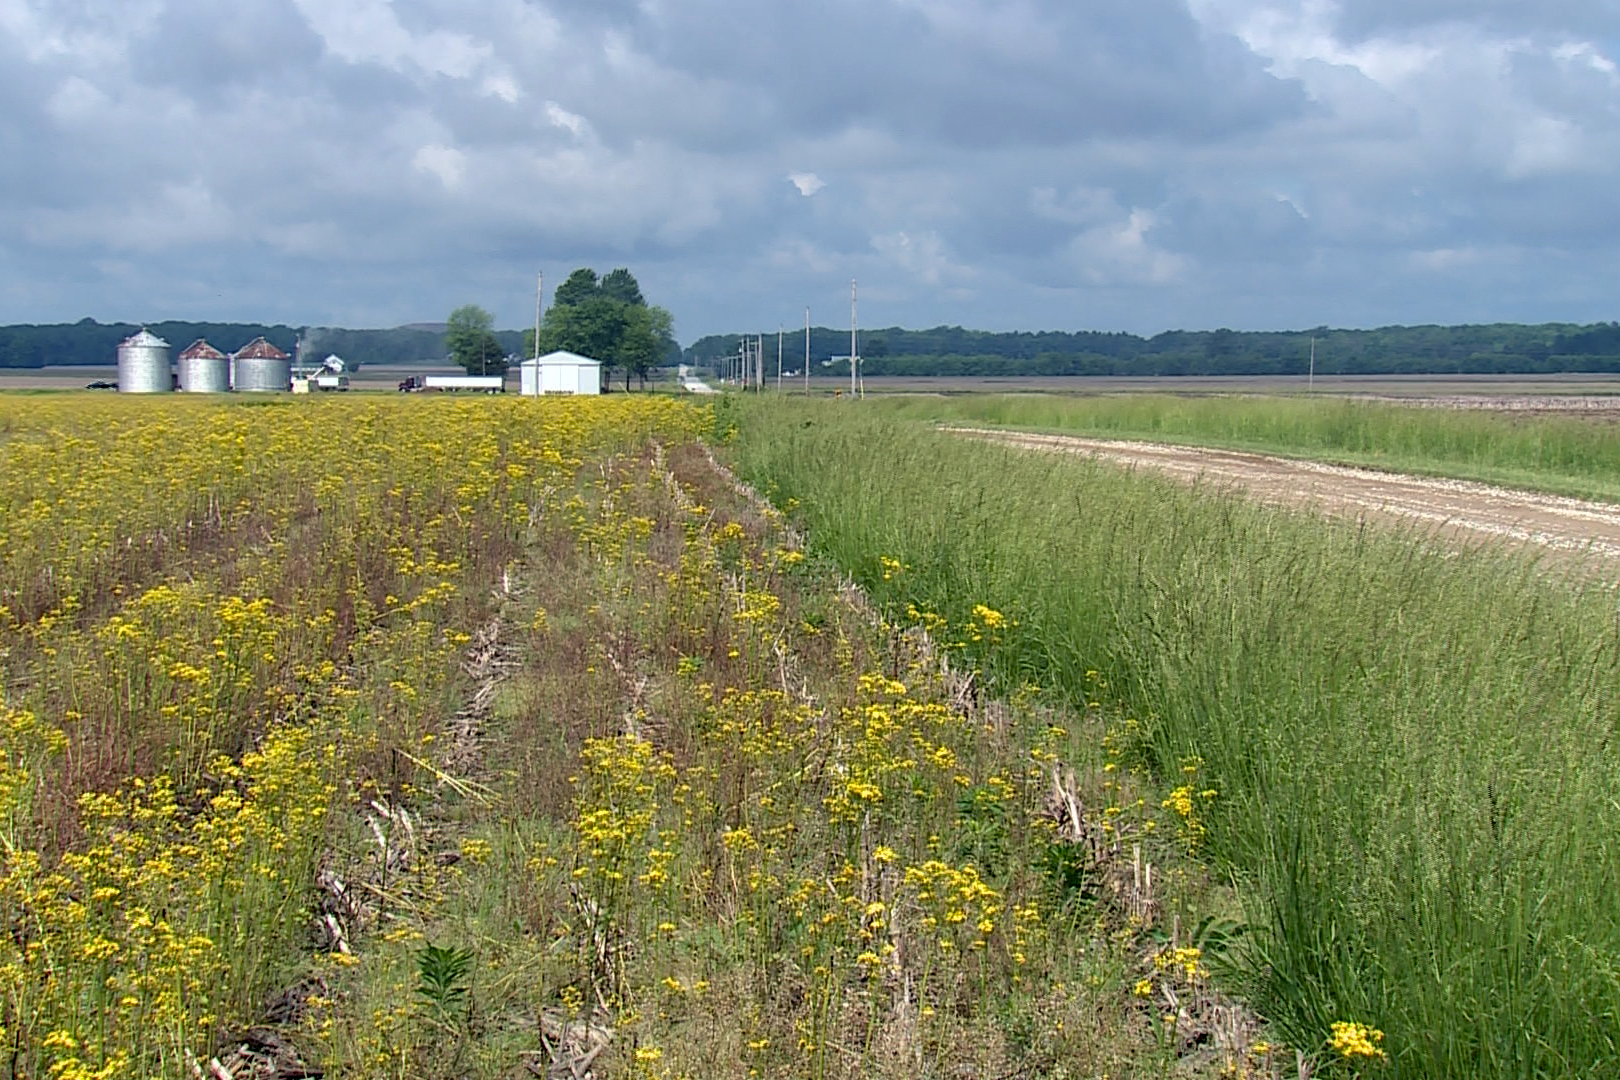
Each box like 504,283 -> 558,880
954,427 -> 1620,578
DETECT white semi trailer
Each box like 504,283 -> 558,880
399,374 -> 505,393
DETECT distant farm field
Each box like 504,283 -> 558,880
725,395 -> 1620,1079
825,372 -> 1620,401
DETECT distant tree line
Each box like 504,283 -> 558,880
19,316 -> 1620,377
0,319 -> 524,369
686,322 -> 1620,377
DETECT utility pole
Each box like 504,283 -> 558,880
776,326 -> 783,392
850,278 -> 858,398
804,307 -> 811,394
1309,336 -> 1316,392
541,270 -> 554,362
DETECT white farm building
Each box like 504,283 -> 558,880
519,351 -> 602,396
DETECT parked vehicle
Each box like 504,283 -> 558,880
398,374 -> 504,393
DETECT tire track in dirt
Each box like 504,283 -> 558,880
950,427 -> 1620,578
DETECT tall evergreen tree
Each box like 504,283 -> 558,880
599,268 -> 645,306
553,269 -> 601,308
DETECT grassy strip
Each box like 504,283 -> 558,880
725,397 -> 1620,1079
330,436 -> 1259,1078
867,393 -> 1620,502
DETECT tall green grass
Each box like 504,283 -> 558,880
872,393 -> 1620,501
727,398 -> 1620,1078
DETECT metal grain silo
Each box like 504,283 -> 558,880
231,337 -> 291,392
117,329 -> 172,393
177,339 -> 231,393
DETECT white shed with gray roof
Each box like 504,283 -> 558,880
520,351 -> 602,396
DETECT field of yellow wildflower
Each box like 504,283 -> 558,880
1,393 -> 1269,1079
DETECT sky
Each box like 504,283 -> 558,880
4,0 -> 1620,340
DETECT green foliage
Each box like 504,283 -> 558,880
618,304 -> 675,390
599,267 -> 645,306
535,297 -> 627,362
1039,841 -> 1092,914
415,941 -> 476,1019
728,397 -> 1620,1079
553,268 -> 601,308
445,304 -> 508,377
952,785 -> 1008,875
532,267 -> 674,389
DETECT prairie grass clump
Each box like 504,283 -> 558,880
727,397 -> 1620,1079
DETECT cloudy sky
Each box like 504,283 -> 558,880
4,0 -> 1620,339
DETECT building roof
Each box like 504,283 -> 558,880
179,339 -> 226,361
121,329 -> 169,349
234,337 -> 289,360
524,349 -> 602,366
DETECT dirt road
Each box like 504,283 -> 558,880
953,427 -> 1620,575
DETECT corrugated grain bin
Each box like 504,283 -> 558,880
117,329 -> 172,393
177,339 -> 231,393
231,337 -> 291,392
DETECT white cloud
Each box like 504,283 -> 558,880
545,101 -> 589,138
481,73 -> 521,102
1410,246 -> 1488,270
871,229 -> 972,285
1068,210 -> 1187,286
412,144 -> 465,190
788,172 -> 825,196
291,0 -> 494,79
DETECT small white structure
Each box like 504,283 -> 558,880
520,350 -> 602,396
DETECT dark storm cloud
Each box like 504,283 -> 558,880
600,0 -> 1305,150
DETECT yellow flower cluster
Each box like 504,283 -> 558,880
1329,1020 -> 1386,1060
1160,757 -> 1217,852
904,859 -> 1003,951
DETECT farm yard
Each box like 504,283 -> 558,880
1,388 -> 1617,1078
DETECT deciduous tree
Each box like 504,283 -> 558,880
529,267 -> 673,390
445,305 -> 507,377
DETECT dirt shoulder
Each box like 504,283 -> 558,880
952,427 -> 1620,577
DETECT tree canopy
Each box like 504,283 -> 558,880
600,268 -> 645,306
445,304 -> 508,377
553,269 -> 600,309
528,267 -> 675,390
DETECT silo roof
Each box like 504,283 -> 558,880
234,337 -> 290,360
179,339 -> 227,360
122,329 -> 170,348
